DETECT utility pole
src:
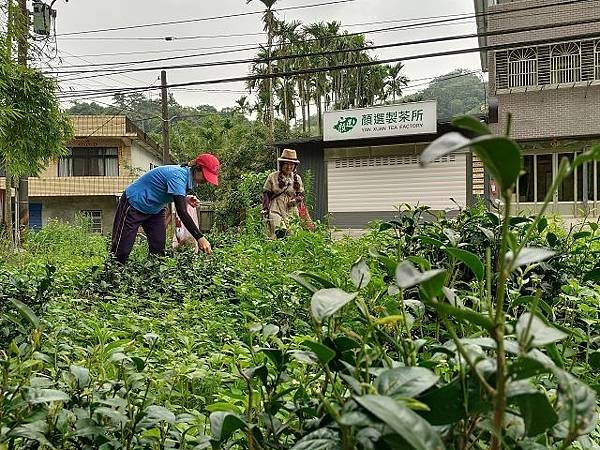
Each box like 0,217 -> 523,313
160,70 -> 173,228
3,0 -> 14,245
160,70 -> 170,165
17,0 -> 28,241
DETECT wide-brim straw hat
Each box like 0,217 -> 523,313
278,148 -> 300,165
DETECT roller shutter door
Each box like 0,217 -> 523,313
328,153 -> 467,213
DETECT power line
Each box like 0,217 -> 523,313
56,0 -> 357,36
58,70 -> 482,105
55,29 -> 600,100
55,0 -> 592,42
48,16 -> 600,77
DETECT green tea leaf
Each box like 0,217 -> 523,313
472,136 -> 522,192
516,313 -> 567,347
420,270 -> 446,301
424,301 -> 494,331
351,258 -> 371,289
9,421 -> 52,447
242,365 -> 268,386
395,260 -> 445,289
375,367 -> 438,398
513,392 -> 558,437
26,388 -> 69,404
445,247 -> 484,281
589,351 -> 600,370
407,256 -> 431,271
262,324 -> 280,338
145,405 -> 176,424
70,365 -> 90,389
583,268 -> 600,283
311,289 -> 357,323
451,116 -> 491,136
553,368 -> 597,438
420,132 -> 471,164
507,247 -> 555,271
261,348 -> 285,369
210,411 -> 247,442
572,144 -> 600,169
546,232 -> 558,247
289,272 -> 319,294
9,298 -> 40,328
355,395 -> 445,450
291,428 -> 341,450
537,217 -> 548,233
573,231 -> 591,240
302,340 -> 336,365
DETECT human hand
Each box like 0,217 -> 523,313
187,195 -> 199,208
197,236 -> 212,255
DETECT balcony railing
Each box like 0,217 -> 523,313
0,176 -> 137,197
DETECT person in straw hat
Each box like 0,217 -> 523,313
262,148 -> 306,239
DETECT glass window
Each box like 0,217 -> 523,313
519,155 -> 535,202
536,154 -> 553,202
551,42 -> 581,84
576,158 -> 594,202
58,148 -> 119,177
508,48 -> 538,87
80,210 -> 102,233
558,153 -> 575,201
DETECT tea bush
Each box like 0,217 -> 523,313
1,116 -> 599,449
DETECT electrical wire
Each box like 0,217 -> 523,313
55,0 -> 593,42
56,0 -> 357,36
47,16 -> 600,77
55,29 -> 600,100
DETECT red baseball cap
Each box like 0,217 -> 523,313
194,153 -> 220,186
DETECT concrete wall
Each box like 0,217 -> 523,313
487,0 -> 600,48
491,85 -> 600,139
130,141 -> 162,174
32,195 -> 118,234
484,0 -> 600,139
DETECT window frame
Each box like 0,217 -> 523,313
507,47 -> 538,88
80,210 -> 103,233
58,147 -> 119,177
550,42 -> 582,84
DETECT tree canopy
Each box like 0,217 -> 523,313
402,69 -> 486,119
0,49 -> 72,177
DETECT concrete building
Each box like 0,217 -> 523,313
474,0 -> 600,215
1,115 -> 162,233
276,101 -> 485,228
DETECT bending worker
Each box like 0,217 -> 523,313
111,153 -> 220,263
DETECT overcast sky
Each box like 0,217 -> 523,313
49,0 -> 482,110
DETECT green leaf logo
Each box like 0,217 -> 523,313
333,116 -> 358,134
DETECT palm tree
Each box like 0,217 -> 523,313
235,96 -> 251,116
385,62 -> 409,103
247,0 -> 278,139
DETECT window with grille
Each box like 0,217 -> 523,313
508,48 -> 538,87
58,147 -> 119,177
551,42 -> 581,84
595,41 -> 600,80
80,210 -> 103,233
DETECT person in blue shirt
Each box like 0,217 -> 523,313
111,153 -> 220,264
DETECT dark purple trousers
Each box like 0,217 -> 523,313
111,194 -> 166,263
